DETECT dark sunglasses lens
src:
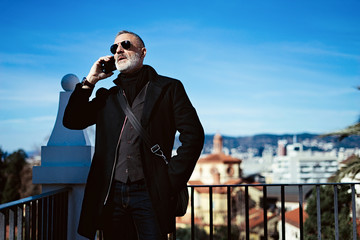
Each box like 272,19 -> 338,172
110,44 -> 117,54
110,41 -> 131,54
121,41 -> 131,50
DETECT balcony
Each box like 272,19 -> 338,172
1,182 -> 359,240
2,75 -> 358,239
0,188 -> 69,240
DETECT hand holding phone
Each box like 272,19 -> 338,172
84,56 -> 115,88
100,57 -> 116,74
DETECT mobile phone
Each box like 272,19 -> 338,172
101,57 -> 116,74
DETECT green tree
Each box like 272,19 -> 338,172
1,149 -> 27,203
19,162 -> 41,198
213,225 -> 240,240
304,185 -> 354,240
176,225 -> 208,240
0,147 -> 8,201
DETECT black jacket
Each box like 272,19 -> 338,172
63,66 -> 204,239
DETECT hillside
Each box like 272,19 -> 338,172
200,133 -> 360,154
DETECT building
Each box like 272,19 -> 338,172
277,207 -> 308,240
186,133 -> 242,232
190,132 -> 242,185
187,133 -> 280,239
270,140 -> 338,183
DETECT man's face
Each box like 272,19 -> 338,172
113,33 -> 146,74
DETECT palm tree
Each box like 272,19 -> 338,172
322,122 -> 360,141
328,155 -> 360,182
323,86 -> 360,182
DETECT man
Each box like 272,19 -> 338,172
63,30 -> 204,240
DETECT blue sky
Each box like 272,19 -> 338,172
0,0 -> 359,153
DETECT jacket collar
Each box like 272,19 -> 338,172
141,65 -> 170,128
112,65 -> 171,128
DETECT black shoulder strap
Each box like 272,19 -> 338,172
117,91 -> 169,165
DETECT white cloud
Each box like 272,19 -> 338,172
0,115 -> 55,124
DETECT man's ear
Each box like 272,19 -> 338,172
141,47 -> 147,58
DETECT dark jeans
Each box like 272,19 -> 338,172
102,180 -> 167,240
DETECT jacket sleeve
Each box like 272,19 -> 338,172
63,83 -> 108,130
168,80 -> 204,192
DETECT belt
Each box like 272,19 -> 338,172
119,178 -> 145,185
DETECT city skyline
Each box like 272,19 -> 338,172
0,0 -> 359,152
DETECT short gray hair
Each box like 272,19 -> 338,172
116,30 -> 145,48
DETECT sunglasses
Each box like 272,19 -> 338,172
110,40 -> 131,54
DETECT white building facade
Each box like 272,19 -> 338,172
271,142 -> 338,183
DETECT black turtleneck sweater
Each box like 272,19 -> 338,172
114,65 -> 150,106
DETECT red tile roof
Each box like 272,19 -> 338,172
281,208 -> 308,228
341,154 -> 359,164
193,186 -> 229,194
240,208 -> 276,229
198,153 -> 242,163
188,180 -> 204,185
176,214 -> 203,225
188,179 -> 243,193
224,179 -> 242,185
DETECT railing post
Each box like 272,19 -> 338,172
32,74 -> 93,240
0,212 -> 5,240
245,186 -> 249,240
191,186 -> 195,240
17,205 -> 23,239
316,185 -> 321,240
209,186 -> 213,240
333,185 -> 339,240
281,185 -> 285,240
263,186 -> 268,239
9,209 -> 15,240
299,185 -> 304,240
25,203 -> 30,239
351,184 -> 357,240
227,186 -> 231,240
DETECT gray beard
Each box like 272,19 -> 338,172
115,52 -> 141,73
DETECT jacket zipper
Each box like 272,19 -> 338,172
104,116 -> 128,205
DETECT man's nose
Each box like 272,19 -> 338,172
116,44 -> 124,53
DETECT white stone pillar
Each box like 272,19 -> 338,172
33,74 -> 93,240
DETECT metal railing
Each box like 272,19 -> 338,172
0,183 -> 358,240
0,188 -> 69,240
179,182 -> 359,240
